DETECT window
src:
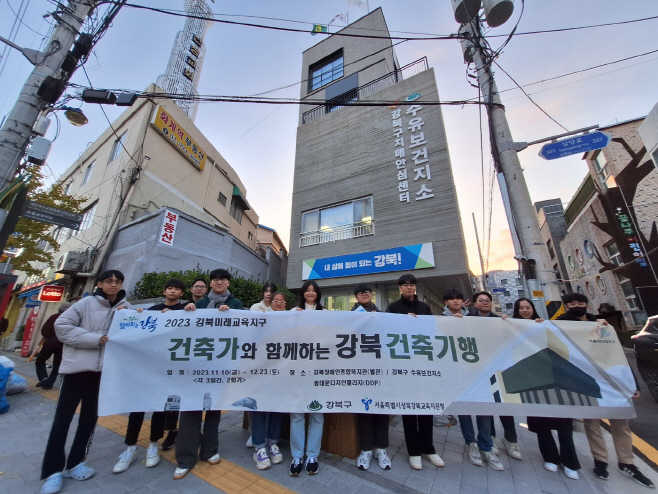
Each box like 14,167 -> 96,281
78,203 -> 97,231
501,279 -> 508,285
584,239 -> 595,258
495,307 -> 502,312
518,290 -> 525,298
64,181 -> 73,195
248,232 -> 253,240
568,255 -> 576,271
606,242 -> 621,266
585,281 -> 595,298
218,192 -> 227,206
310,51 -> 344,91
230,199 -> 244,224
54,227 -> 71,244
595,275 -> 606,294
109,133 -> 126,162
546,239 -> 555,260
515,278 -> 522,286
593,151 -> 616,189
302,197 -> 373,233
503,291 -> 510,297
576,285 -> 584,295
575,247 -> 584,265
506,303 -> 514,310
81,162 -> 95,185
616,273 -> 638,309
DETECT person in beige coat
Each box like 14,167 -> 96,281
39,270 -> 132,494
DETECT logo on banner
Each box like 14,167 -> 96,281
307,400 -> 323,411
406,93 -> 421,101
361,397 -> 373,411
588,326 -> 614,343
38,285 -> 64,302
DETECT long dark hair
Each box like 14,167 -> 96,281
513,298 -> 540,320
295,280 -> 324,310
262,282 -> 277,298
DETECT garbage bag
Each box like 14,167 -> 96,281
0,355 -> 14,369
6,372 -> 28,395
0,365 -> 10,414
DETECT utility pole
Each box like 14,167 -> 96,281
0,0 -> 95,191
472,212 -> 487,291
453,0 -> 562,317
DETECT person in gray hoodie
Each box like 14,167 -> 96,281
40,270 -> 132,494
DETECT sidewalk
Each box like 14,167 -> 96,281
2,349 -> 657,494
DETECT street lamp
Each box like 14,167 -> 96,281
63,107 -> 88,126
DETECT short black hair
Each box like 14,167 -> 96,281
398,274 -> 417,286
98,269 -> 124,282
164,278 -> 186,291
473,291 -> 493,302
354,283 -> 373,295
443,288 -> 464,301
191,277 -> 207,287
562,292 -> 588,304
209,268 -> 231,281
262,282 -> 277,296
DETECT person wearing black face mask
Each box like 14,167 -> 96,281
557,293 -> 653,488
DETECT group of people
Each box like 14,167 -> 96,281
36,269 -> 653,494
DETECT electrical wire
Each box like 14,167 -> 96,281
4,0 -> 47,37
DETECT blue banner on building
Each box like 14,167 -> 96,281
302,243 -> 435,280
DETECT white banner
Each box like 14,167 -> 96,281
98,310 -> 636,419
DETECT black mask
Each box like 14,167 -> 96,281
568,307 -> 587,318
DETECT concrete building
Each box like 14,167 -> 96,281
560,117 -> 658,332
3,88 -> 281,354
639,101 -> 658,169
286,9 -> 471,313
486,270 -> 525,316
534,199 -> 572,294
256,224 -> 288,288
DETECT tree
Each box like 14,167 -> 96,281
4,163 -> 87,277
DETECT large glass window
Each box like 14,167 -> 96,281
302,197 -> 373,233
310,52 -> 344,91
616,273 -> 638,309
593,151 -> 616,189
109,134 -> 126,162
78,203 -> 97,232
606,242 -> 621,266
230,200 -> 244,224
81,161 -> 95,185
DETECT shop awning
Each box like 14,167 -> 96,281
232,185 -> 251,211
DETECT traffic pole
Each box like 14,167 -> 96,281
0,0 -> 95,191
470,28 -> 562,317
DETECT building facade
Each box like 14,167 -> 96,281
286,9 -> 471,312
486,270 -> 525,316
534,199 -> 572,294
559,117 -> 658,332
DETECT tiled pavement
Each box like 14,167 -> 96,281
2,349 -> 658,494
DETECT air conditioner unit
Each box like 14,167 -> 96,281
55,251 -> 86,273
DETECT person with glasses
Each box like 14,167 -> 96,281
250,292 -> 287,470
460,291 -> 505,471
385,274 -> 444,471
352,283 -> 391,471
177,269 -> 244,479
190,278 -> 208,304
40,270 -> 133,494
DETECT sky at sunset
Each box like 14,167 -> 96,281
1,0 -> 657,277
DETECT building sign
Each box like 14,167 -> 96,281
21,201 -> 82,229
158,209 -> 179,246
390,100 -> 434,205
20,306 -> 40,357
152,105 -> 207,170
38,285 -> 65,302
615,206 -> 647,267
302,243 -> 435,280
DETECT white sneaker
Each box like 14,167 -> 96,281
544,462 -> 558,472
564,466 -> 579,480
409,456 -> 422,470
173,467 -> 189,480
145,442 -> 160,468
268,443 -> 283,464
374,448 -> 391,470
206,453 -> 221,465
357,450 -> 372,470
502,438 -> 522,461
422,453 -> 445,467
491,441 -> 499,455
253,447 -> 271,470
246,435 -> 253,448
481,450 -> 504,471
113,446 -> 137,473
466,443 -> 483,466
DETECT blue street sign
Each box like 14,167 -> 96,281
539,131 -> 611,160
491,288 -> 506,293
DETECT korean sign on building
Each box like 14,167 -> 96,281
158,209 -> 179,246
152,105 -> 207,170
302,243 -> 435,280
99,310 -> 635,419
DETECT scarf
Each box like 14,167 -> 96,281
208,289 -> 231,308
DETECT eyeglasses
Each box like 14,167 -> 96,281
211,278 -> 228,283
476,299 -> 491,303
192,285 -> 206,289
272,300 -> 286,304
101,279 -> 122,286
401,283 -> 416,288
356,291 -> 372,296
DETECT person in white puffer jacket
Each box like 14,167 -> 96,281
39,270 -> 133,494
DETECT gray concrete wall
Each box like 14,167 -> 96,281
105,208 -> 269,297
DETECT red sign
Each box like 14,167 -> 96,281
20,306 -> 40,357
158,209 -> 179,246
38,285 -> 65,302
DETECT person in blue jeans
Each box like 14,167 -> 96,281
251,291 -> 286,470
289,281 -> 325,476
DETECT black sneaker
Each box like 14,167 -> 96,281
161,430 -> 177,450
619,463 -> 655,488
593,460 -> 609,480
289,457 -> 303,477
305,456 -> 319,475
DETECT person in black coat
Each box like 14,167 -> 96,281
385,274 -> 444,471
35,302 -> 72,390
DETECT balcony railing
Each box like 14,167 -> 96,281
302,57 -> 429,124
299,221 -> 375,248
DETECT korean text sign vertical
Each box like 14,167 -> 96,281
159,210 -> 179,247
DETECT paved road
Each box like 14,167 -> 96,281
625,348 -> 658,455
